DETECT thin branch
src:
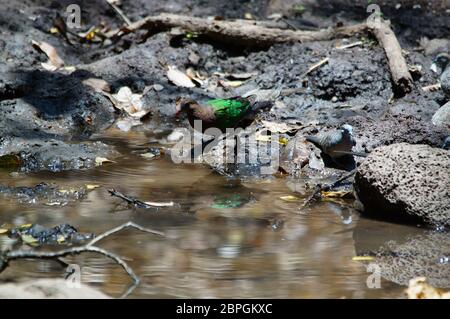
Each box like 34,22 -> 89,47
88,221 -> 164,246
2,221 -> 165,298
107,188 -> 174,208
105,0 -> 132,26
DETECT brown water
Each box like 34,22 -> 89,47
0,127 -> 445,298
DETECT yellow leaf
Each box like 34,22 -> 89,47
86,184 -> 100,190
57,234 -> 65,243
21,234 -> 38,244
321,190 -> 354,198
278,137 -> 289,145
0,228 -> 8,234
352,256 -> 375,261
95,157 -> 114,167
85,30 -> 96,41
280,195 -> 300,202
49,27 -> 59,34
19,223 -> 33,230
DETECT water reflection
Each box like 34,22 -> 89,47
0,130 -> 447,298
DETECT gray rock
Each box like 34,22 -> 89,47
0,137 -> 119,173
354,143 -> 450,225
432,101 -> 450,128
0,279 -> 110,299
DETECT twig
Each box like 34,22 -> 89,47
2,221 -> 165,298
368,19 -> 413,96
105,14 -> 411,97
105,13 -> 368,46
105,0 -> 132,26
300,57 -> 330,78
88,221 -> 164,246
422,83 -> 441,92
336,41 -> 363,50
107,188 -> 174,208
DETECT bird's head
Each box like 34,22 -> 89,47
340,124 -> 353,136
431,53 -> 450,74
175,97 -> 196,117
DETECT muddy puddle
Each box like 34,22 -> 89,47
1,127 -> 445,298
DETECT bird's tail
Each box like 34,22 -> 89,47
305,135 -> 322,150
332,150 -> 369,157
250,100 -> 274,112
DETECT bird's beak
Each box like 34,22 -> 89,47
430,63 -> 438,74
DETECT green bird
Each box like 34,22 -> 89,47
175,95 -> 273,133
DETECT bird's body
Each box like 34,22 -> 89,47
431,52 -> 450,98
306,124 -> 357,159
176,95 -> 272,133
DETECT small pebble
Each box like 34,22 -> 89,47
153,84 -> 164,92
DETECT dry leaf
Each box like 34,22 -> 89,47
82,78 -> 111,93
352,256 -> 374,261
144,201 -> 174,207
229,71 -> 258,80
95,157 -> 114,166
0,228 -> 8,234
280,195 -> 301,202
219,80 -> 245,88
21,234 -> 38,244
86,184 -> 100,190
32,40 -> 65,69
141,153 -> 156,159
167,66 -> 196,88
261,120 -> 302,134
111,86 -> 148,119
321,190 -> 354,199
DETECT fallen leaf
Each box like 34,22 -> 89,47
57,234 -> 66,243
278,137 -> 289,145
95,157 -> 115,166
261,120 -> 302,134
167,66 -> 196,88
86,184 -> 100,190
110,86 -> 148,119
244,13 -> 253,20
82,78 -> 111,93
352,256 -> 375,261
32,40 -> 65,70
144,201 -> 174,207
229,71 -> 258,80
321,190 -> 354,199
219,80 -> 245,88
255,134 -> 272,143
21,234 -> 38,244
49,27 -> 59,34
280,195 -> 301,202
141,153 -> 156,159
0,228 -> 8,234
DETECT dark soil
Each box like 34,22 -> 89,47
0,0 -> 449,174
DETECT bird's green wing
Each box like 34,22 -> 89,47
206,97 -> 251,128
